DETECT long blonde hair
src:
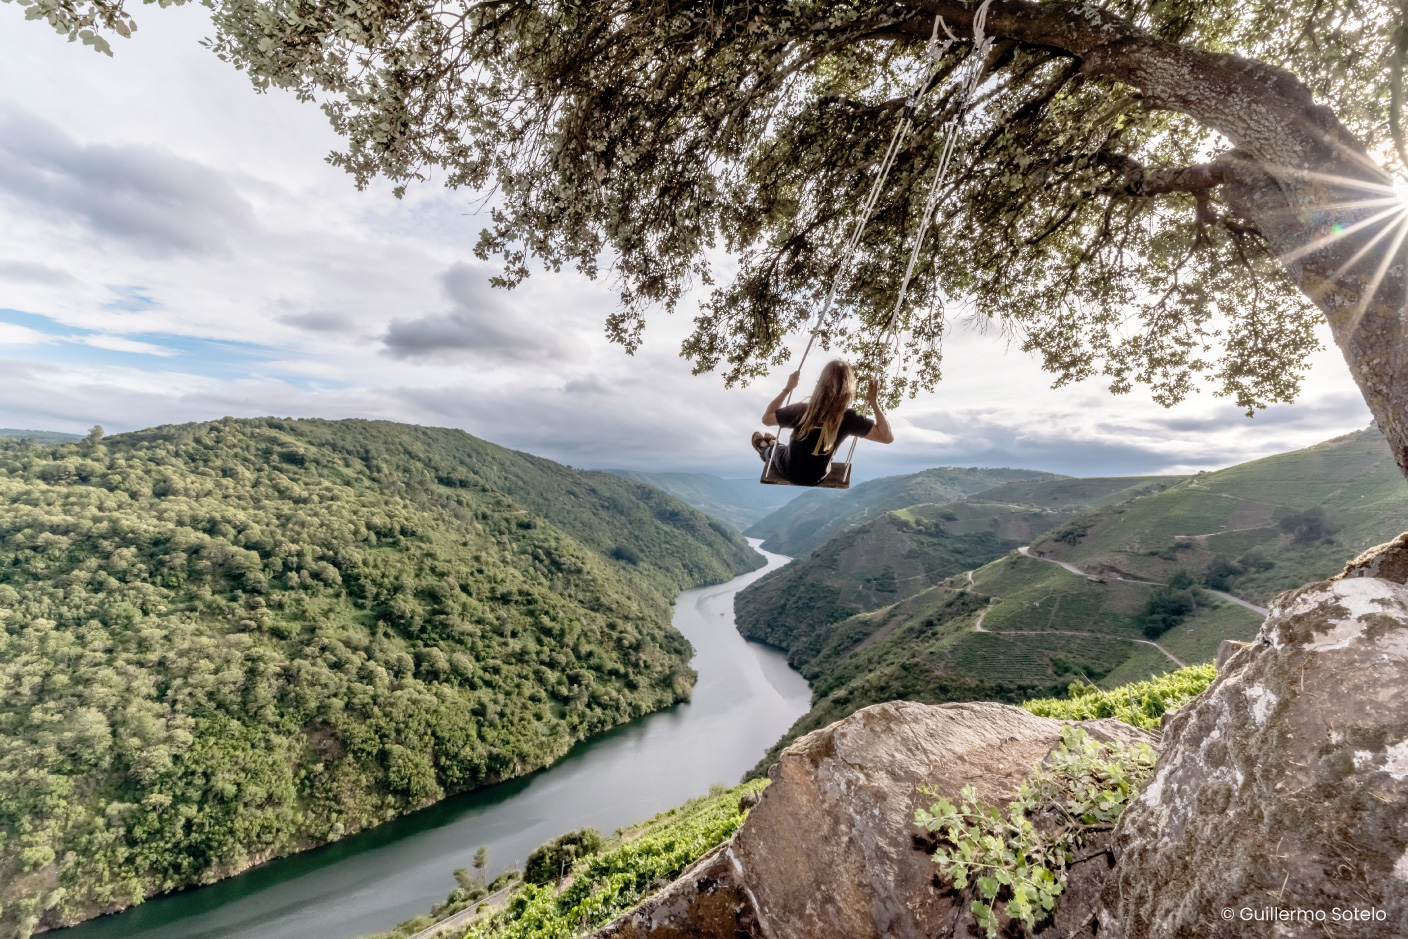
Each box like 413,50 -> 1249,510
796,359 -> 857,456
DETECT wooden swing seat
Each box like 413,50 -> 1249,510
759,460 -> 852,490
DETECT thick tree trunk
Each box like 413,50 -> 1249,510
905,0 -> 1408,477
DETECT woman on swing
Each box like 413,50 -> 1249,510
752,359 -> 894,487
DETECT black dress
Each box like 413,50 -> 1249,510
765,403 -> 875,486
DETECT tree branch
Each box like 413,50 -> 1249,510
1096,154 -> 1233,197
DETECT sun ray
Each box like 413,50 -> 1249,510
1279,165 -> 1398,196
1329,213 -> 1408,344
1277,204 -> 1408,265
1256,198 -> 1403,231
1312,196 -> 1408,213
1323,134 -> 1408,188
1355,212 -> 1408,319
1324,209 -> 1408,285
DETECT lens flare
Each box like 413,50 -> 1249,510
1273,163 -> 1408,320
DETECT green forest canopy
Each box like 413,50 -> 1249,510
0,418 -> 759,937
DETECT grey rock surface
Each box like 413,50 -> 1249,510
592,700 -> 1153,939
1098,576 -> 1408,938
1336,531 -> 1408,584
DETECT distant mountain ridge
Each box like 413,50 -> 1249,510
745,466 -> 1065,557
0,427 -> 83,443
605,470 -> 801,530
0,417 -> 762,934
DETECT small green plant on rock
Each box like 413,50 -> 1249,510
915,726 -> 1158,937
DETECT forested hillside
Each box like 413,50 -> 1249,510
735,476 -> 1176,660
0,418 -> 760,937
604,471 -> 799,531
745,466 -> 1061,557
741,428 -> 1408,773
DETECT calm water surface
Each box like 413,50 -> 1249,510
56,540 -> 807,939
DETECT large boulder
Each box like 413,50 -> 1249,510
593,700 -> 1152,939
1098,574 -> 1408,937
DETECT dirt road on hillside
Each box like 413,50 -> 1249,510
1016,547 -> 1269,616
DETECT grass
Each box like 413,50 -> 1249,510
967,475 -> 1183,510
1153,602 -> 1261,668
1021,664 -> 1219,730
1034,427 -> 1407,604
972,555 -> 1149,638
1097,647 -> 1182,689
361,781 -> 767,939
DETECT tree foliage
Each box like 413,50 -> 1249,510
0,418 -> 758,936
524,827 -> 605,886
13,0 -> 1401,414
1136,568 -> 1206,638
1278,505 -> 1343,545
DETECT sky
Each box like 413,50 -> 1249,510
0,7 -> 1375,482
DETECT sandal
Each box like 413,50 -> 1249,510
751,431 -> 777,455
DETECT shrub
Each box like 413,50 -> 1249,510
524,828 -> 605,885
1050,518 -> 1094,545
1279,506 -> 1341,545
1138,570 -> 1205,638
1204,555 -> 1244,591
1238,550 -> 1275,573
611,544 -> 642,565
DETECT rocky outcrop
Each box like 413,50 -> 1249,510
590,844 -> 756,939
592,700 -> 1153,939
1336,532 -> 1408,584
1098,576 -> 1408,937
1215,638 -> 1249,670
597,564 -> 1408,939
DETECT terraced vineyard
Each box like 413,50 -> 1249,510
735,476 -> 1180,663
739,426 -> 1407,771
1027,426 -> 1408,605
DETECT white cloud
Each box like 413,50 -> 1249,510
0,259 -> 76,286
0,323 -> 50,347
71,334 -> 181,356
0,106 -> 256,256
381,262 -> 588,364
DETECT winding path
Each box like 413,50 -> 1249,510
405,884 -> 515,939
957,547 -> 1266,670
1016,547 -> 1269,616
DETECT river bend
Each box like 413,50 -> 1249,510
55,540 -> 806,939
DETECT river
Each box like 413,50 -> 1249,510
54,540 -> 807,939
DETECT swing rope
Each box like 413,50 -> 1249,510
787,11 -> 952,383
868,0 -> 995,385
764,0 -> 993,481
